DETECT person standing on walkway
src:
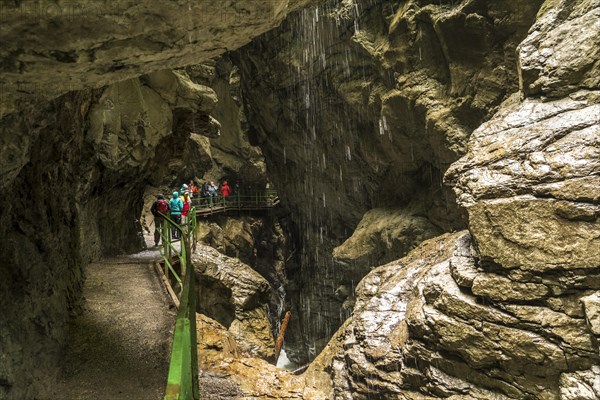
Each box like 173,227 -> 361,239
208,180 -> 218,205
201,181 -> 209,206
169,191 -> 184,239
179,183 -> 188,196
150,194 -> 170,246
181,191 -> 192,225
191,180 -> 199,199
220,180 -> 230,204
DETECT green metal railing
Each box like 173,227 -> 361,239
192,190 -> 279,212
159,208 -> 199,400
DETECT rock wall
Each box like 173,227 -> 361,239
306,232 -> 598,399
193,245 -> 276,361
235,0 -> 544,363
0,0 -> 323,116
1,2 -> 330,396
198,214 -> 292,324
300,0 -> 600,398
0,68 -> 234,399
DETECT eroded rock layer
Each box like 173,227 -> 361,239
235,0 -> 544,363
301,0 -> 600,398
306,231 -> 599,399
0,0 -> 322,116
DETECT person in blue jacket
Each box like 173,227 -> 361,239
169,191 -> 184,239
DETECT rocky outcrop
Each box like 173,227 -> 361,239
235,0 -> 544,363
197,214 -> 293,343
304,232 -> 598,399
333,207 -> 442,283
196,313 -> 328,399
301,0 -> 599,398
446,90 -> 599,273
192,245 -> 276,361
518,0 -> 600,97
0,0 -> 323,116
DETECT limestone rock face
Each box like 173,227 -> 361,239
235,0 -> 543,363
333,207 -> 442,284
196,313 -> 328,399
0,0 -> 323,116
518,0 -> 600,97
305,232 -> 598,399
192,245 -> 276,361
300,0 -> 599,398
446,91 -> 600,273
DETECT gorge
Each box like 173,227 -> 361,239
0,0 -> 598,399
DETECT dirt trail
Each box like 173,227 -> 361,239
46,248 -> 175,400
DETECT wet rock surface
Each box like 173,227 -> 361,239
196,313 -> 327,399
518,0 -> 600,97
192,245 -> 276,361
304,232 -> 599,399
235,0 -> 544,363
0,0 -> 323,116
446,91 -> 600,273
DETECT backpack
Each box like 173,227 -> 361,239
155,199 -> 169,216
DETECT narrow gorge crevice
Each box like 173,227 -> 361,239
1,0 -> 598,399
232,0 -> 546,364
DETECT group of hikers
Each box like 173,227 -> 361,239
149,179 -> 234,246
174,179 -> 235,204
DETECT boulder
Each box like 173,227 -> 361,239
302,232 -> 598,399
196,313 -> 327,399
446,91 -> 600,272
518,0 -> 600,97
333,208 -> 442,282
192,245 -> 275,361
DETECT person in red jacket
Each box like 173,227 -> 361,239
181,191 -> 192,225
220,180 -> 231,204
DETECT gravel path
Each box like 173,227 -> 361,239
46,249 -> 176,400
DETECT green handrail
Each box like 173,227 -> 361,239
159,208 -> 199,400
192,190 -> 278,211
